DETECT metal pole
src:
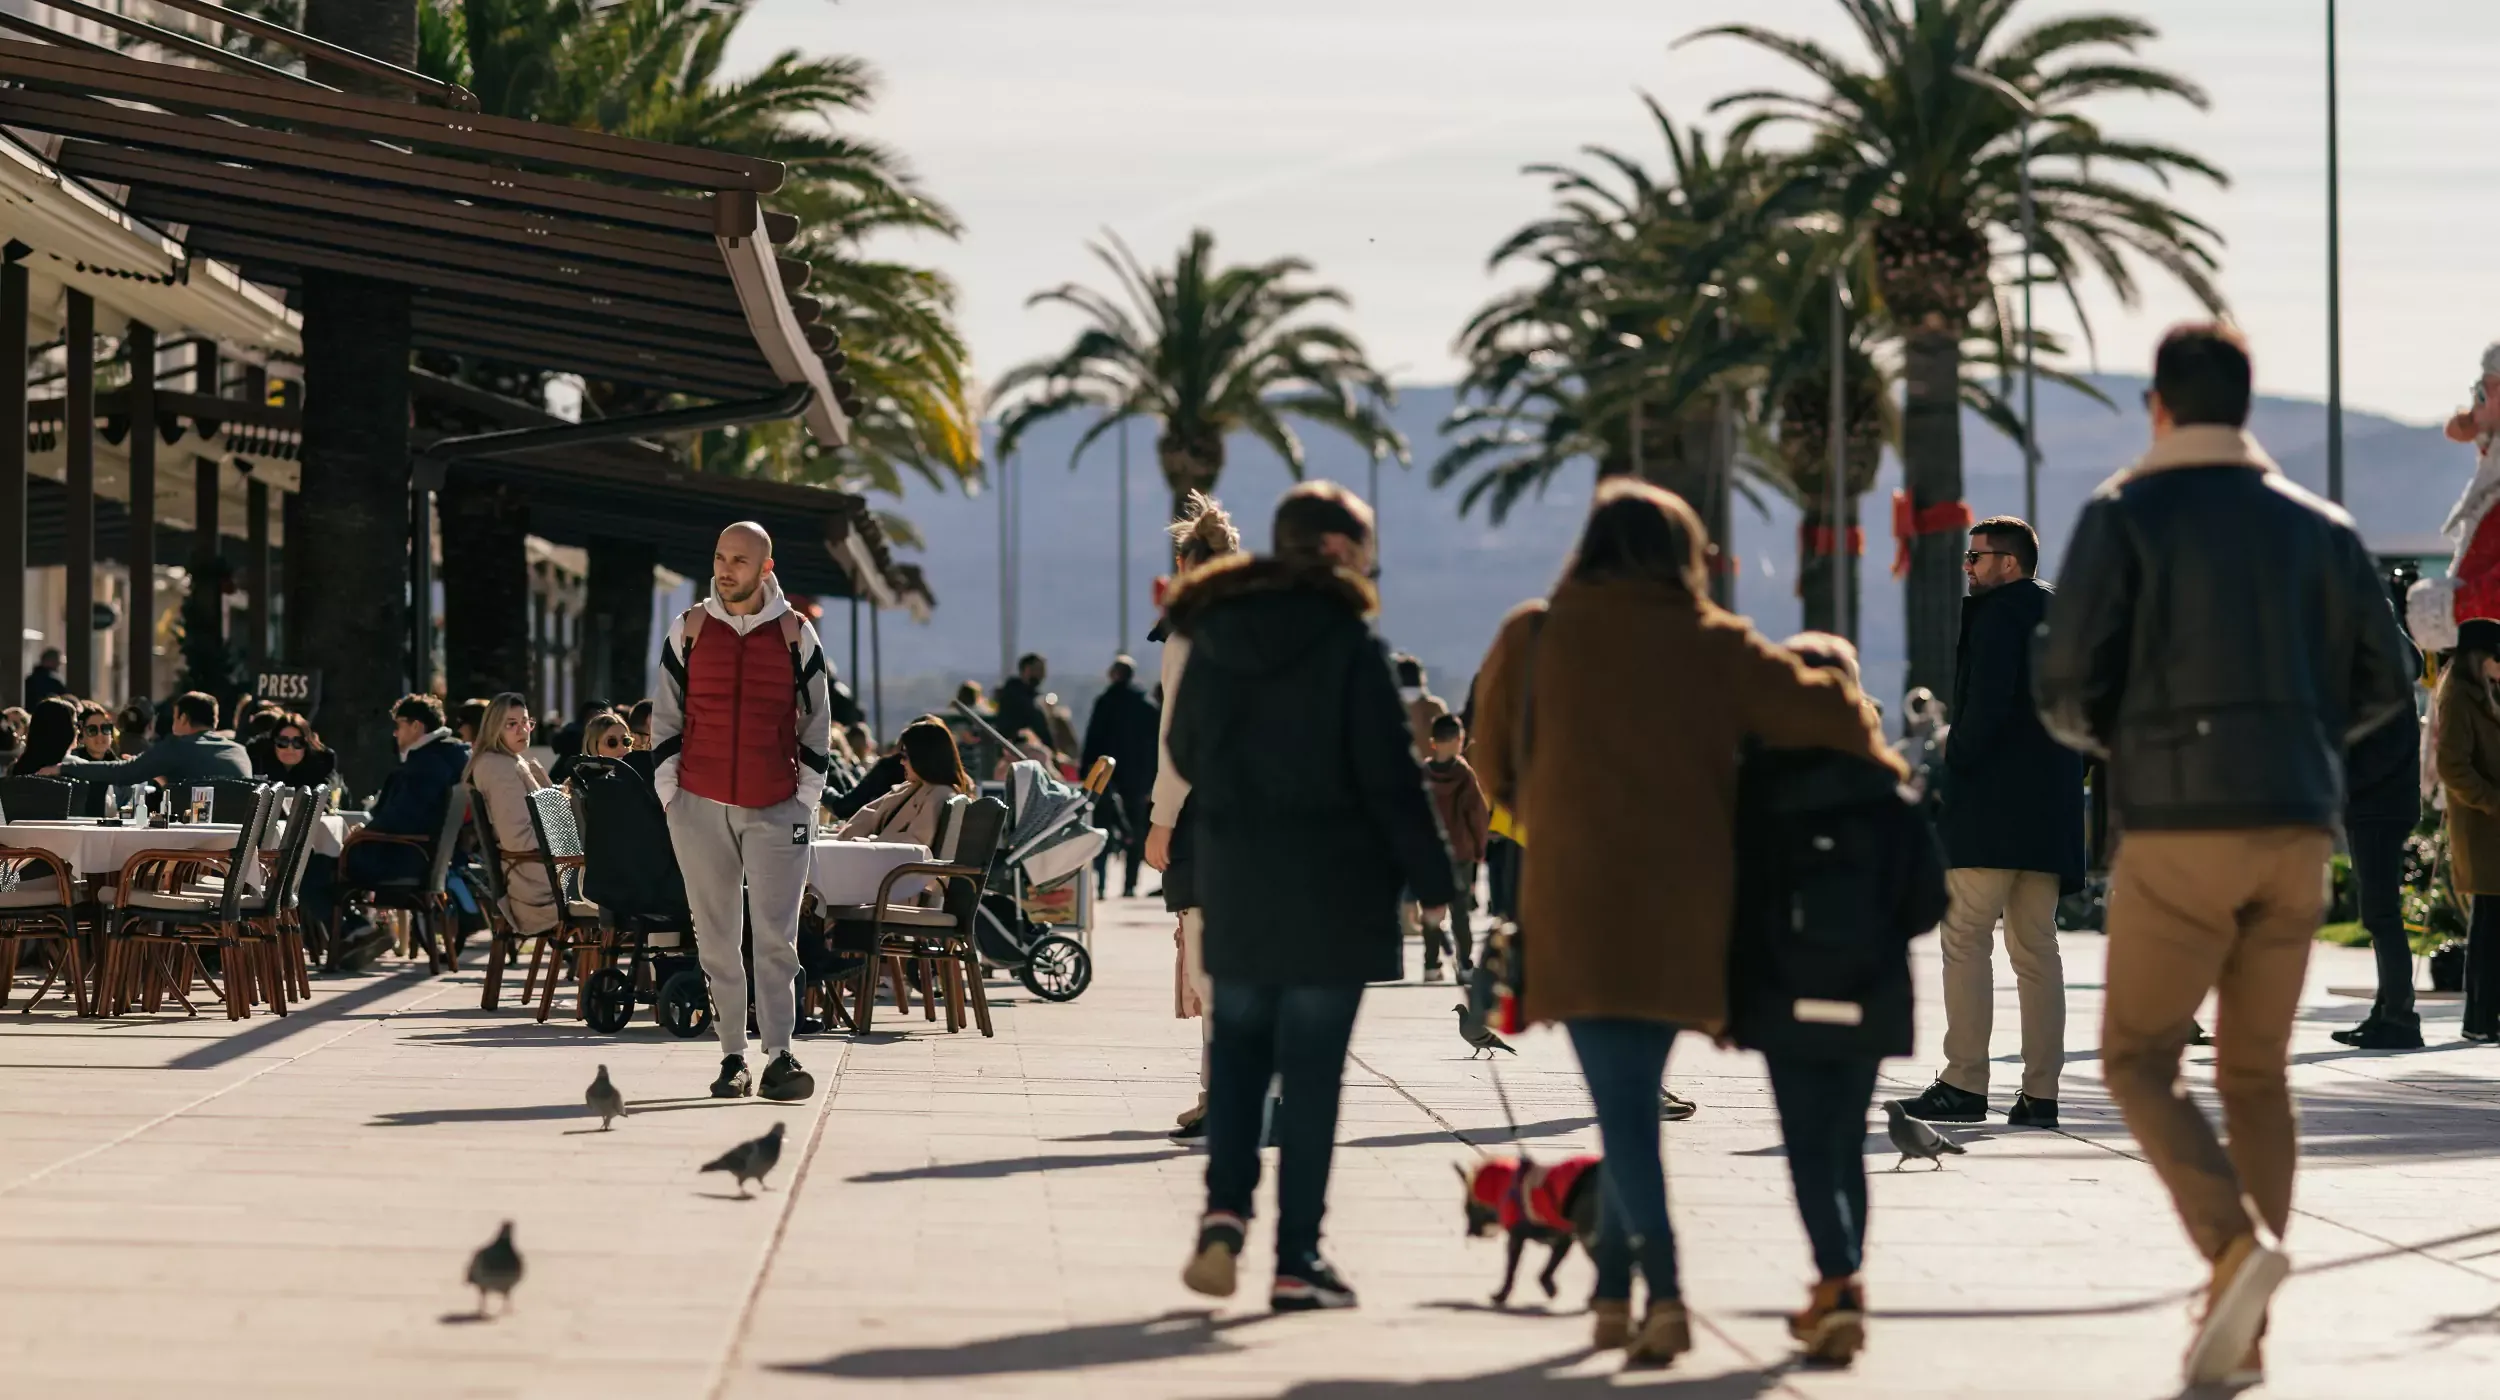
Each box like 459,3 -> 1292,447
870,600 -> 884,738
1117,418 -> 1130,655
997,446 -> 1011,681
2019,111 -> 2039,526
63,290 -> 94,698
1830,267 -> 1849,638
2325,0 -> 2344,503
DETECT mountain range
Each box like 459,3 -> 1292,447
851,374 -> 2473,727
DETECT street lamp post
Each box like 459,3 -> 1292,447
1116,417 -> 1130,655
1960,67 -> 2041,523
1830,266 -> 1849,637
2326,0 -> 2344,503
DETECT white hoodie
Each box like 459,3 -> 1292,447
647,573 -> 834,812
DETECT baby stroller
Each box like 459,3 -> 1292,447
568,758 -> 708,1037
952,701 -> 1103,1001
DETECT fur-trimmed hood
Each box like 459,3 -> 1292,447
1162,552 -> 1378,629
1163,552 -> 1382,691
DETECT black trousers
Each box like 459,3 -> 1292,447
2468,895 -> 2500,1038
2347,819 -> 2412,1018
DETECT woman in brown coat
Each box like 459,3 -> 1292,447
1470,479 -> 1901,1366
2434,632 -> 2500,1040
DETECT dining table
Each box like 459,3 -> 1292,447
1,819 -> 267,891
806,839 -> 932,909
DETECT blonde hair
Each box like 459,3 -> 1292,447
462,692 -> 531,782
1168,491 -> 1240,571
582,712 -> 631,756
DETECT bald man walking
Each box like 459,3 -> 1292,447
651,523 -> 835,1101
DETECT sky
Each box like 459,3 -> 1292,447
729,0 -> 2500,426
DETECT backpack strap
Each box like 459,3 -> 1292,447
678,606 -> 706,658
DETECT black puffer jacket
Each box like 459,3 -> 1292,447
1166,554 -> 1457,984
2034,429 -> 2416,831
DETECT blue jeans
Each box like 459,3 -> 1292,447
1766,1056 -> 1879,1281
1566,1018 -> 1681,1302
1205,981 -> 1364,1266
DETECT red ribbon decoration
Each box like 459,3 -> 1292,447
1891,491 -> 1975,579
1796,524 -> 1865,557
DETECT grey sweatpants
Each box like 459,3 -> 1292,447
665,791 -> 814,1059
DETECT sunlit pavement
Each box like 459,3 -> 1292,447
7,895 -> 2500,1398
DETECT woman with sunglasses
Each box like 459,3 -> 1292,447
462,692 -> 558,937
73,702 -> 120,762
250,711 -> 339,791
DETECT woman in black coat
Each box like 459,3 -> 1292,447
250,712 -> 340,791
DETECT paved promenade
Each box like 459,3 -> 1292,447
9,896 -> 2500,1398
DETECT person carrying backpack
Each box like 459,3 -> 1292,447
1728,632 -> 1948,1367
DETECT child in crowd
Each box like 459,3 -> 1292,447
1421,712 -> 1490,982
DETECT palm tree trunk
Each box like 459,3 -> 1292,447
1900,325 -> 1967,699
1159,431 -> 1224,523
1797,499 -> 1861,639
297,0 -> 417,784
438,468 -> 533,701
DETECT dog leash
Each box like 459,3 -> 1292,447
1487,1056 -> 1523,1144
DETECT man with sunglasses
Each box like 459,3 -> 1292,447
55,690 -> 250,788
1887,516 -> 2085,1132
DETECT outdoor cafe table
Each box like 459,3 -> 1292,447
806,839 -> 931,909
1,820 -> 267,891
313,810 -> 370,859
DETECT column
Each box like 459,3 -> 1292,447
64,289 -> 94,697
409,481 -> 432,695
246,477 -> 269,673
125,321 -> 155,703
0,246 -> 25,707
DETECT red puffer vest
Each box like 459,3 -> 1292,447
676,608 -> 799,808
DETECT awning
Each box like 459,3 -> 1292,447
413,372 -> 920,604
0,26 -> 861,442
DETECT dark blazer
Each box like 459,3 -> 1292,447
1940,577 -> 2086,889
1080,679 -> 1160,809
59,730 -> 253,789
345,730 -> 471,884
1167,554 -> 1456,985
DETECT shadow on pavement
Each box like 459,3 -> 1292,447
165,966 -> 428,1070
846,1148 -> 1191,1184
775,1308 -> 1267,1377
1052,1129 -> 1178,1143
1344,1116 -> 1596,1150
368,1096 -> 765,1128
1263,1351 -> 1792,1398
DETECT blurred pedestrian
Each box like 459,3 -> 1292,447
1471,479 -> 1899,1366
2334,622 -> 2423,1049
1081,654 -> 1159,898
2436,627 -> 2500,1044
1419,712 -> 1488,982
1169,481 -> 1453,1313
2036,322 -> 2414,1387
1889,516 -> 2085,1130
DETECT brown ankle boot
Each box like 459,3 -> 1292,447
1790,1277 -> 1865,1364
1590,1298 -> 1632,1350
1624,1299 -> 1691,1368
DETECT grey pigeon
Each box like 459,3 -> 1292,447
466,1221 -> 523,1316
702,1120 -> 787,1197
1884,1101 -> 1967,1172
1453,1003 -> 1516,1060
586,1065 -> 626,1131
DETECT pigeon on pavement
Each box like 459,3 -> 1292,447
1884,1101 -> 1967,1172
586,1065 -> 627,1131
1453,1003 -> 1517,1060
702,1120 -> 788,1197
466,1221 -> 523,1316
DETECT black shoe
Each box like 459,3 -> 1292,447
760,1052 -> 814,1102
1660,1090 -> 1698,1122
2189,1020 -> 2215,1047
1169,1114 -> 1208,1143
710,1054 -> 752,1099
334,925 -> 391,974
793,1015 -> 825,1037
1272,1255 -> 1358,1312
1886,1080 -> 1986,1124
2006,1093 -> 2059,1128
2332,1013 -> 2424,1050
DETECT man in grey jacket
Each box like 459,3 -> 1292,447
649,522 -> 834,1102
56,691 -> 250,793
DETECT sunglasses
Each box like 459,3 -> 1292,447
598,735 -> 631,750
275,736 -> 306,750
1964,549 -> 2017,565
81,723 -> 115,736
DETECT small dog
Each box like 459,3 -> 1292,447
1457,1152 -> 1603,1306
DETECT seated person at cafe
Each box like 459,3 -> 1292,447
834,717 -> 971,850
10,696 -> 77,777
73,701 -> 120,763
464,693 -> 558,937
302,693 -> 473,971
54,691 -> 250,788
249,712 -> 339,790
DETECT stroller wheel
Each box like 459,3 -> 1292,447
1017,934 -> 1092,1002
583,967 -> 635,1034
654,968 -> 714,1040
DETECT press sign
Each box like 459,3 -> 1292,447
256,669 -> 322,712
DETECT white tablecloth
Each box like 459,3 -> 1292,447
2,820 -> 265,889
807,839 -> 930,909
312,811 -> 370,859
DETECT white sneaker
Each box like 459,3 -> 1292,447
2185,1234 -> 2288,1385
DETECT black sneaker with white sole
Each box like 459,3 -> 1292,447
1182,1212 -> 1244,1297
1885,1080 -> 1986,1124
759,1051 -> 814,1102
2006,1093 -> 2058,1129
1272,1255 -> 1358,1312
710,1054 -> 752,1099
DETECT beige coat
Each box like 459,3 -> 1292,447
468,751 -> 557,935
835,779 -> 952,848
1470,579 -> 1903,1030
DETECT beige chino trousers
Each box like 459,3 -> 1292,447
1939,867 -> 2068,1101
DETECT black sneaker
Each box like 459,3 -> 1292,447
2189,1021 -> 2215,1047
759,1052 -> 814,1102
335,924 -> 391,974
2332,1013 -> 2424,1050
1182,1212 -> 1244,1297
2006,1093 -> 2059,1128
1272,1255 -> 1358,1312
1169,1114 -> 1208,1143
1660,1090 -> 1698,1122
710,1054 -> 752,1099
1886,1080 -> 1986,1124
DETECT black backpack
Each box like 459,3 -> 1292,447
1727,746 -> 1948,1059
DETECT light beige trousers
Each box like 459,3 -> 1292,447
1939,867 -> 2067,1100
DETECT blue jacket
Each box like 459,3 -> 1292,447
346,729 -> 470,884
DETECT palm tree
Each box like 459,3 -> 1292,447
993,229 -> 1406,521
1689,0 -> 2226,694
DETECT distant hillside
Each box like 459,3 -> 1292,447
851,377 -> 2468,726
